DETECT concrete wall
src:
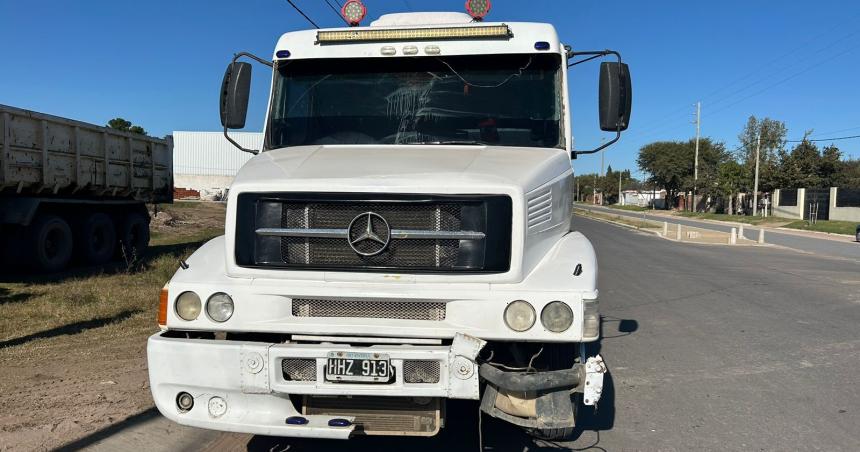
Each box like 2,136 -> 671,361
829,187 -> 860,222
773,188 -> 804,219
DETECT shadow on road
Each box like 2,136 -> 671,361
0,239 -> 208,285
53,407 -> 161,452
0,309 -> 140,348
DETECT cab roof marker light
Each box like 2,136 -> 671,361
380,46 -> 396,56
341,0 -> 367,27
466,0 -> 492,21
534,41 -> 550,51
286,416 -> 309,425
424,45 -> 441,55
403,45 -> 419,55
317,25 -> 512,43
275,50 -> 291,58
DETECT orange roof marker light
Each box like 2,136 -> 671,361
341,0 -> 367,27
465,0 -> 491,21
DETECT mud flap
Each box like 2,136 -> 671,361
480,385 -> 576,429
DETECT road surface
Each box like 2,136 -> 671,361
78,216 -> 860,451
578,204 -> 860,262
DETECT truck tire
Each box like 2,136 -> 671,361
29,214 -> 74,272
118,212 -> 150,260
75,212 -> 116,265
527,344 -> 579,441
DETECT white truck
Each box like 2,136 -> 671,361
148,4 -> 631,441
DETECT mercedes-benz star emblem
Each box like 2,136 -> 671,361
347,212 -> 391,257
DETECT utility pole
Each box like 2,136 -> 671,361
618,171 -> 622,205
692,101 -> 701,212
752,131 -> 761,217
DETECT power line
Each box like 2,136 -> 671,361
323,0 -> 349,25
285,0 -> 320,29
625,14 -> 860,141
786,134 -> 860,143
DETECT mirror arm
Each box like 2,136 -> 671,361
567,49 -> 622,67
567,49 -> 625,159
224,52 -> 273,155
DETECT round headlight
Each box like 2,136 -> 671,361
175,291 -> 201,321
504,300 -> 536,332
206,293 -> 234,322
541,301 -> 574,332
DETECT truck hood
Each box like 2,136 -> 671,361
230,145 -> 571,194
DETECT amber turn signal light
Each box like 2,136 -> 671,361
158,284 -> 169,327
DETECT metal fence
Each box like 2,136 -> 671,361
836,188 -> 860,207
778,189 -> 798,206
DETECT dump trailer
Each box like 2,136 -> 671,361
0,104 -> 173,272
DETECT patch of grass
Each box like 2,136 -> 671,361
677,211 -> 790,226
783,220 -> 858,236
610,204 -> 649,212
0,202 -> 224,349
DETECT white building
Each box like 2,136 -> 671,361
621,189 -> 666,209
172,131 -> 262,198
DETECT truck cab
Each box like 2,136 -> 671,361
148,7 -> 630,440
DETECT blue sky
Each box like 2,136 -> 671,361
2,0 -> 859,177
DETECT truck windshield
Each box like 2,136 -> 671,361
266,53 -> 563,150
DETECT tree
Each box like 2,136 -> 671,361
737,116 -> 786,192
779,137 -> 822,188
819,145 -> 842,187
637,141 -> 689,209
637,138 -> 728,209
716,161 -> 745,214
107,117 -> 148,136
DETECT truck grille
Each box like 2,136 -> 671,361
292,298 -> 446,321
282,358 -> 317,382
235,193 -> 512,273
403,360 -> 441,384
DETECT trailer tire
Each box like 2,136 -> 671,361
119,212 -> 150,260
29,214 -> 74,272
75,212 -> 117,265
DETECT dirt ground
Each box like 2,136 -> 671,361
0,201 -> 226,452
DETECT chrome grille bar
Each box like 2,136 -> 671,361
257,228 -> 484,240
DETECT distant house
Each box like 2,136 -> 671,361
172,131 -> 262,199
621,189 -> 666,209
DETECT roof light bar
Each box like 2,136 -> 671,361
317,25 -> 512,43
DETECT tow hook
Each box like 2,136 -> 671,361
583,354 -> 607,406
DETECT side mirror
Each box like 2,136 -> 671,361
598,62 -> 632,132
220,62 -> 252,129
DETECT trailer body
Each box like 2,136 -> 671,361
0,104 -> 173,271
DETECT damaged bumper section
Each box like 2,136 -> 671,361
478,355 -> 606,429
148,329 -> 605,437
147,332 -> 487,438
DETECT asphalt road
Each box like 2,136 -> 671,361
80,216 -> 860,451
578,204 -> 860,262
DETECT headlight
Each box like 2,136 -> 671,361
503,300 -> 536,332
540,301 -> 574,332
583,299 -> 600,339
206,293 -> 234,322
175,291 -> 202,321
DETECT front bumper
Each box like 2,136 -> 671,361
147,332 -> 485,438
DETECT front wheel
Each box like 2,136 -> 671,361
527,343 -> 580,441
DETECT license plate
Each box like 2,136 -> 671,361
325,351 -> 391,383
